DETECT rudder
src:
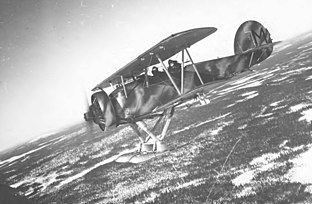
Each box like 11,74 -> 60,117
234,20 -> 273,66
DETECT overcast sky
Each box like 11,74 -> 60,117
1,0 -> 312,151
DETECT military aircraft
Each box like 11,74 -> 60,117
84,20 -> 276,153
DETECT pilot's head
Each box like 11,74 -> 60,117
168,60 -> 174,67
152,66 -> 158,75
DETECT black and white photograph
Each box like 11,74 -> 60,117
1,0 -> 312,203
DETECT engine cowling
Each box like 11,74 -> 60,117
84,90 -> 116,131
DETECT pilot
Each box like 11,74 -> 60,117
168,60 -> 181,74
152,66 -> 160,76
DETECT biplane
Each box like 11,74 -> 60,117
84,20 -> 276,153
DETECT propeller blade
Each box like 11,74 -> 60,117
83,90 -> 90,111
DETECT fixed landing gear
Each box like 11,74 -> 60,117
130,108 -> 175,152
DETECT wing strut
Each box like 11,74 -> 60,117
181,50 -> 185,94
109,82 -> 114,90
185,48 -> 204,85
120,75 -> 128,98
144,68 -> 149,87
248,51 -> 254,67
156,54 -> 182,96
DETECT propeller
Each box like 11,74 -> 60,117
83,88 -> 90,117
83,89 -> 108,132
83,90 -> 96,133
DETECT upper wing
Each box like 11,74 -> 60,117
92,27 -> 217,90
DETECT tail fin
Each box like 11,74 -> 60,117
234,20 -> 273,65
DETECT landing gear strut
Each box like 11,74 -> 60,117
130,107 -> 175,152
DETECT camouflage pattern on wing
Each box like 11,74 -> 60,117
93,27 -> 217,90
